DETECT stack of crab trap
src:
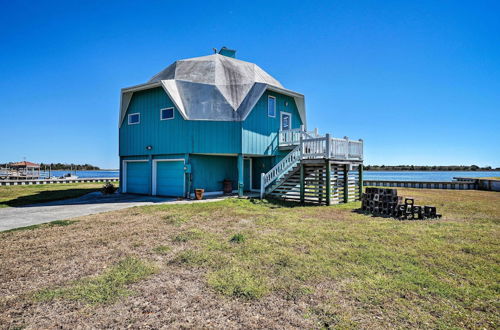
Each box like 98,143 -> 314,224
361,188 -> 442,220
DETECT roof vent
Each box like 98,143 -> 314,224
218,46 -> 236,58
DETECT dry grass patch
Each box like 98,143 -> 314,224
35,257 -> 156,305
0,188 -> 498,329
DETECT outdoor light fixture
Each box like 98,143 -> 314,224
146,145 -> 153,150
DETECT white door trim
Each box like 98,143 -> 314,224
152,159 -> 185,196
280,111 -> 292,131
122,159 -> 148,193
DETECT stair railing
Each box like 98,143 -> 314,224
260,144 -> 301,198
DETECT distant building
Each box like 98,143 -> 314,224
5,161 -> 41,180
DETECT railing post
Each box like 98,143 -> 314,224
325,133 -> 331,159
344,136 -> 349,159
299,135 -> 303,159
359,138 -> 364,160
260,173 -> 265,199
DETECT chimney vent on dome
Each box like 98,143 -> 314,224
218,46 -> 236,58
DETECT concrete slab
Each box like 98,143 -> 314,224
0,192 -> 232,232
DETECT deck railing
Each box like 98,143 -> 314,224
302,135 -> 363,160
278,127 -> 320,146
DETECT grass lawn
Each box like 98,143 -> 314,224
0,182 -> 119,208
0,188 -> 498,328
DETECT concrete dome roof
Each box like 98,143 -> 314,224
120,53 -> 305,125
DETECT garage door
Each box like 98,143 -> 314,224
126,161 -> 149,194
155,161 -> 185,197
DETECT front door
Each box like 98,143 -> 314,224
244,158 -> 251,191
281,112 -> 291,130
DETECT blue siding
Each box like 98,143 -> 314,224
190,155 -> 238,192
120,87 -> 241,157
242,91 -> 303,156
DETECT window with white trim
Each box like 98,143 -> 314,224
128,113 -> 140,125
160,107 -> 174,120
267,96 -> 276,117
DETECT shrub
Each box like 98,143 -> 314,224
101,183 -> 118,194
230,233 -> 246,243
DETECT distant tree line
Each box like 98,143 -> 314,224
0,162 -> 105,170
39,163 -> 101,170
363,165 -> 499,171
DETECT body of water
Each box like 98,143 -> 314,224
364,171 -> 500,182
49,170 -> 119,178
46,170 -> 499,182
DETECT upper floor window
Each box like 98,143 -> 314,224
128,113 -> 140,125
160,107 -> 174,120
267,96 -> 276,117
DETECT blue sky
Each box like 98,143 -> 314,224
0,0 -> 499,169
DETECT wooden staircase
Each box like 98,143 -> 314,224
261,132 -> 364,205
266,163 -> 301,200
265,160 -> 362,205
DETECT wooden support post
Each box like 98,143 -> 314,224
344,163 -> 349,203
300,162 -> 305,204
325,159 -> 331,206
358,164 -> 363,200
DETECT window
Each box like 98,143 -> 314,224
128,113 -> 140,125
160,107 -> 174,120
280,112 -> 292,130
267,96 -> 276,117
